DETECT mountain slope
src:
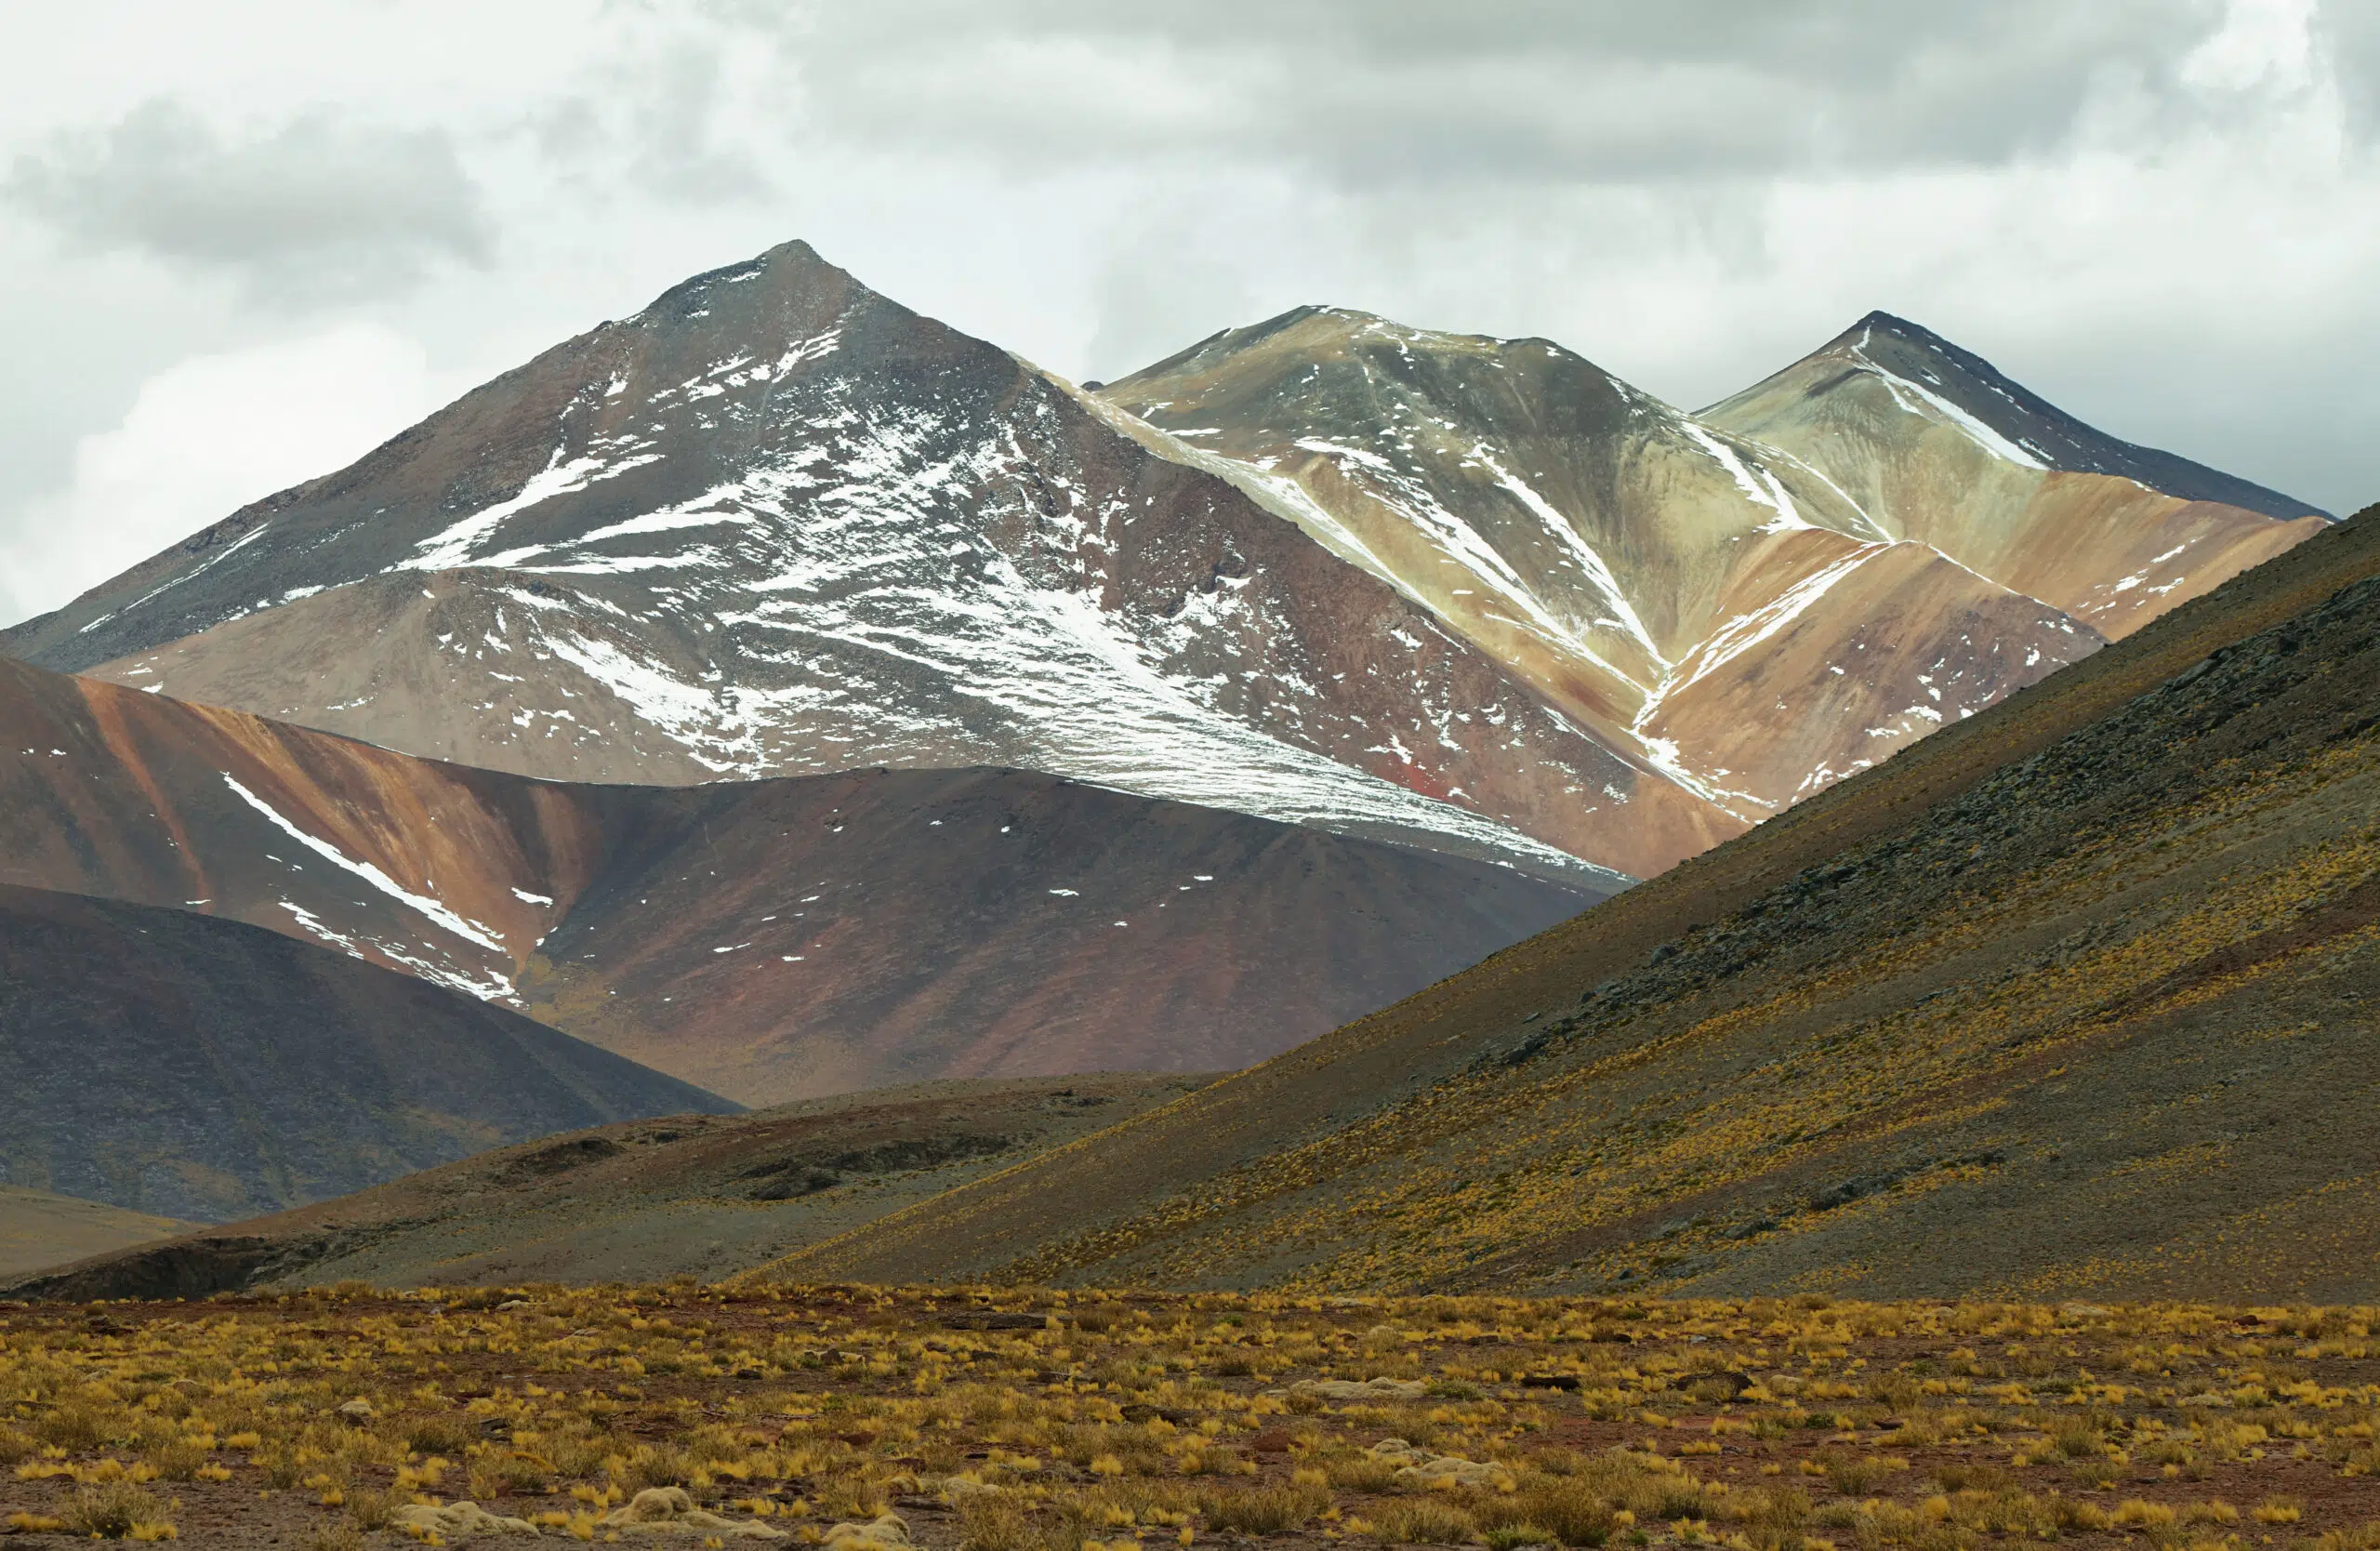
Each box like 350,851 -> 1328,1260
0,884 -> 734,1224
0,656 -> 1597,1104
769,505 -> 2380,1303
1700,312 -> 2330,639
1,243 -> 1676,881
0,1186 -> 193,1282
2,1073 -> 1210,1300
1098,307 -> 2318,828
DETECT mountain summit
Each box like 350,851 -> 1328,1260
1701,312 -> 2328,640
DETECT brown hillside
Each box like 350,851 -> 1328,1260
0,656 -> 1593,1105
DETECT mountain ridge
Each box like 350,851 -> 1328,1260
1782,310 -> 2333,522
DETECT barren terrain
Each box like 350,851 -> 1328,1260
6,1288 -> 2380,1551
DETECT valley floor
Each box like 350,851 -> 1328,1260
3,1287 -> 2377,1550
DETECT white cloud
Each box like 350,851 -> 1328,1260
0,0 -> 2376,633
0,325 -> 453,621
2184,0 -> 2318,93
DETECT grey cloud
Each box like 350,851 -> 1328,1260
2317,4 -> 2380,133
738,0 -> 2228,184
531,44 -> 773,205
6,100 -> 494,304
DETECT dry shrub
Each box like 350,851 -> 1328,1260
259,1451 -> 309,1491
0,1425 -> 38,1465
1931,1463 -> 2015,1495
2069,1458 -> 2122,1490
1373,1496 -> 1479,1544
955,1493 -> 1034,1551
1326,1452 -> 1407,1492
62,1480 -> 167,1539
1506,1477 -> 1618,1547
1818,1452 -> 1891,1496
1197,1483 -> 1329,1535
404,1412 -> 478,1455
817,1476 -> 892,1520
2308,1526 -> 2380,1551
144,1438 -> 209,1481
548,1431 -> 624,1478
343,1487 -> 398,1532
620,1442 -> 693,1491
1482,1528 -> 1557,1551
1740,1485 -> 1814,1551
36,1399 -> 114,1452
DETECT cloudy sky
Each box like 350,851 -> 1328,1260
0,0 -> 2372,625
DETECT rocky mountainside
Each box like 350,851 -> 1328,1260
0,656 -> 1594,1104
1100,307 -> 2324,828
0,884 -> 734,1224
0,243 -> 1662,881
770,505 -> 2380,1303
3,1073 -> 1209,1299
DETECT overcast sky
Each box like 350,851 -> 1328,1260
0,0 -> 2372,625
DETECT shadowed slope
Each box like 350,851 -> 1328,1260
0,885 -> 734,1223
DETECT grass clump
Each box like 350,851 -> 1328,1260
61,1480 -> 173,1540
1371,1496 -> 1479,1544
1196,1483 -> 1330,1535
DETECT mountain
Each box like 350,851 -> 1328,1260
1700,312 -> 2329,638
0,243 -> 1656,882
0,884 -> 734,1224
0,244 -> 2323,886
3,1073 -> 1209,1300
765,503 -> 2380,1303
1098,306 -> 2324,829
0,655 -> 1596,1104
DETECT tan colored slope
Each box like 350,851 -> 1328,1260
1100,308 -> 2100,828
90,569 -> 734,785
1701,319 -> 2326,641
0,1186 -> 193,1281
1640,530 -> 2097,808
0,653 -> 595,1001
6,1073 -> 1210,1299
764,506 -> 2380,1302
